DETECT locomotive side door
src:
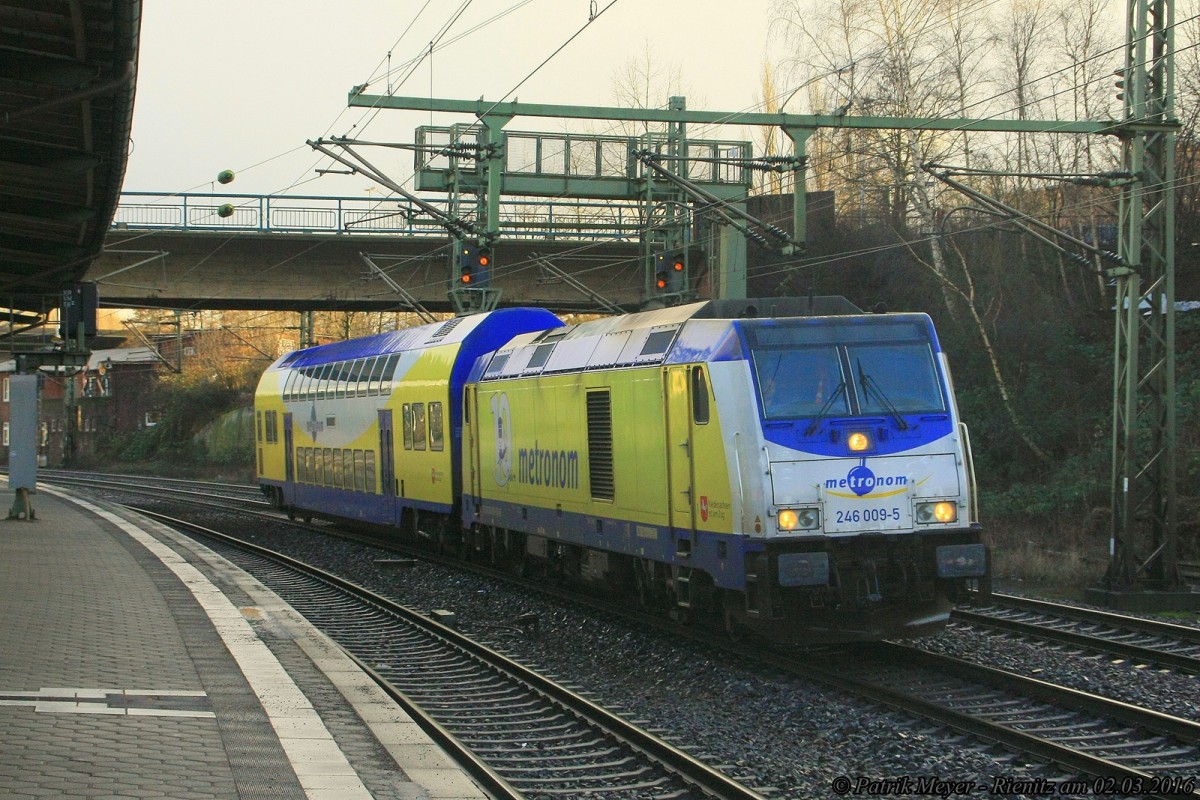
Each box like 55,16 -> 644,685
378,410 -> 397,522
463,385 -> 482,514
663,365 -> 696,533
283,413 -> 295,503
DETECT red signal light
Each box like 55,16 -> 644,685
478,254 -> 490,267
655,273 -> 668,290
672,259 -> 684,272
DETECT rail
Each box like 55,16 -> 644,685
112,191 -> 645,242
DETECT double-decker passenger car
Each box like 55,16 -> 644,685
256,297 -> 986,642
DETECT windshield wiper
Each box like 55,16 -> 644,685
803,380 -> 846,436
857,359 -> 908,431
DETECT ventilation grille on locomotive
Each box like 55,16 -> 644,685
586,390 -> 614,500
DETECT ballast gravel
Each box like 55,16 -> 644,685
128,498 -> 1196,798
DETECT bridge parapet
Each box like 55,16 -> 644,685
114,192 -> 644,242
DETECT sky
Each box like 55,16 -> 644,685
124,1 -> 776,199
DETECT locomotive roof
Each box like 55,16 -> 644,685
473,296 -> 867,381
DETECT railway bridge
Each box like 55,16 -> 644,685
90,192 -> 658,314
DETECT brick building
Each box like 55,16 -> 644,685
0,347 -> 163,467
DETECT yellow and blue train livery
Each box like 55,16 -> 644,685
255,308 -> 561,529
460,297 -> 985,642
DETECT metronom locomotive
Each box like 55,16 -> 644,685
255,297 -> 987,643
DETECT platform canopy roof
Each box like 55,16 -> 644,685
0,0 -> 140,314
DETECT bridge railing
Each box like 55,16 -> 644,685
113,192 -> 645,242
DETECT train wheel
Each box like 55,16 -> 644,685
286,506 -> 296,521
723,602 -> 745,642
634,560 -> 658,610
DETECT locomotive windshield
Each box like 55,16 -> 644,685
747,320 -> 945,420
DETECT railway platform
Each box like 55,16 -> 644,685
0,482 -> 491,800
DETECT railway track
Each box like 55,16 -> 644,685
44,471 -> 1200,795
777,643 -> 1200,798
136,508 -> 766,800
33,468 -> 268,507
955,593 -> 1200,674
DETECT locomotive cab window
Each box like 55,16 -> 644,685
846,342 -> 944,414
755,346 -> 848,420
747,319 -> 944,420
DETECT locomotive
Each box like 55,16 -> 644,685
255,297 -> 986,643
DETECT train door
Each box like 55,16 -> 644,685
282,413 -> 295,502
663,365 -> 696,533
464,386 -> 482,514
378,410 -> 396,523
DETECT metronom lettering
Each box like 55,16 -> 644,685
825,474 -> 908,490
518,440 -> 580,489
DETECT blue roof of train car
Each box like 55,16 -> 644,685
274,308 -> 562,373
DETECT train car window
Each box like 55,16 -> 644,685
296,370 -> 310,402
315,363 -> 333,400
315,447 -> 325,486
367,357 -> 388,396
691,367 -> 710,424
402,404 -> 413,450
429,402 -> 444,451
357,357 -> 375,397
365,451 -> 376,493
256,411 -> 263,443
295,447 -> 304,483
266,411 -> 278,443
412,403 -> 427,451
282,371 -> 297,402
323,448 -> 333,486
332,447 -> 342,488
331,362 -> 346,399
354,450 -> 365,491
381,354 -> 400,394
846,342 -> 944,413
346,358 -> 365,397
306,367 -> 320,401
306,448 -> 316,484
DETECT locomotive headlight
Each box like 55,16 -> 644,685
777,508 -> 821,531
916,501 -> 958,524
847,432 -> 871,452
